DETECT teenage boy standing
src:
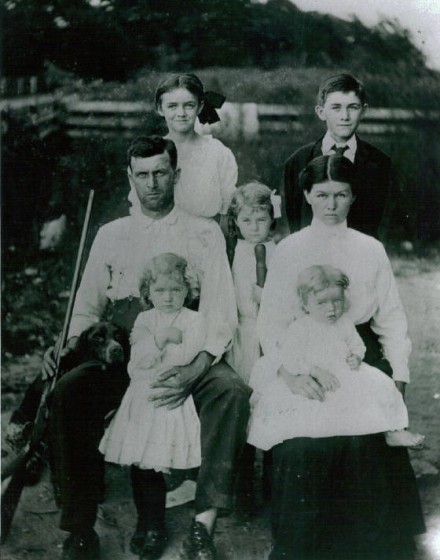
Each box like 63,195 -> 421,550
284,74 -> 392,238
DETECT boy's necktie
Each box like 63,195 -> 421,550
331,145 -> 348,157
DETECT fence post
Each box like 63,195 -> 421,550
30,76 -> 38,95
241,103 -> 259,141
16,78 -> 25,96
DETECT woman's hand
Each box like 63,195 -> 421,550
279,365 -> 328,402
310,365 -> 340,392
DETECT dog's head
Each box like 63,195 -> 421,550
74,322 -> 130,366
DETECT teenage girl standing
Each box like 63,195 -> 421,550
129,73 -> 237,226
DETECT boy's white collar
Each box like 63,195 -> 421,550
322,132 -> 357,159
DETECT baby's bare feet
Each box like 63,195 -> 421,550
385,430 -> 425,449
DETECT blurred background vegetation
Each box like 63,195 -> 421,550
2,0 -> 440,357
3,0 -> 440,107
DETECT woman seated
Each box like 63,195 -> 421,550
253,154 -> 425,560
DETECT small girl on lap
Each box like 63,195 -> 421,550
99,253 -> 205,554
248,265 -> 424,451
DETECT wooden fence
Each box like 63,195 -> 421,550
2,94 -> 439,141
0,76 -> 40,98
63,99 -> 440,140
0,93 -> 66,139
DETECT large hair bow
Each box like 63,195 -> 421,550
198,91 -> 226,125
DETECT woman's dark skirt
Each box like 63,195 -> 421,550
269,322 -> 425,560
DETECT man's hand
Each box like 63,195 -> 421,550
346,353 -> 362,371
150,351 -> 214,409
279,365 -> 328,402
41,336 -> 78,380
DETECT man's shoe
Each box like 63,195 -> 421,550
139,528 -> 168,560
181,521 -> 216,560
62,530 -> 100,560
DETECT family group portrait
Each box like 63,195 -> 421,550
1,1 -> 440,559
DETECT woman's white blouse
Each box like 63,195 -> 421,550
257,220 -> 411,382
174,136 -> 237,217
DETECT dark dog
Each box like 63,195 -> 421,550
71,321 -> 130,368
4,322 -> 130,485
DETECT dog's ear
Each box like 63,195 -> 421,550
59,331 -> 86,371
112,325 -> 130,362
74,326 -> 93,358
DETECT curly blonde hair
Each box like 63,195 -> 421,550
228,181 -> 274,221
139,253 -> 200,310
297,265 -> 350,307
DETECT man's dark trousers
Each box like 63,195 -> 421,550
48,348 -> 250,532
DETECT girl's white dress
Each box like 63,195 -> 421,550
248,315 -> 409,451
173,136 -> 237,218
99,307 -> 205,471
227,239 -> 276,383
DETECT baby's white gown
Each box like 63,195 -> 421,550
226,239 -> 276,383
248,315 -> 409,451
100,307 -> 205,471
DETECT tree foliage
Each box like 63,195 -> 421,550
2,0 -> 433,81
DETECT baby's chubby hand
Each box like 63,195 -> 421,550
251,284 -> 263,305
346,353 -> 362,371
166,327 -> 183,345
155,327 -> 183,349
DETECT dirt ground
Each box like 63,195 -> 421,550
1,258 -> 440,560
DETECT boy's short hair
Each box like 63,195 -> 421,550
127,135 -> 178,170
317,74 -> 367,106
297,265 -> 349,306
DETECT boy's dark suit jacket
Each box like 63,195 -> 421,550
284,135 -> 392,238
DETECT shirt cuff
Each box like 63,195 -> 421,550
68,316 -> 98,339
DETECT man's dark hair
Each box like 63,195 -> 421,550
299,155 -> 357,195
127,135 -> 178,170
317,74 -> 367,106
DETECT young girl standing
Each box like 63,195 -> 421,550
226,182 -> 279,384
129,73 -> 237,224
248,264 -> 425,451
226,182 -> 280,508
99,253 -> 205,556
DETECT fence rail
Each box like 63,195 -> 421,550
2,95 -> 440,141
63,100 -> 440,140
